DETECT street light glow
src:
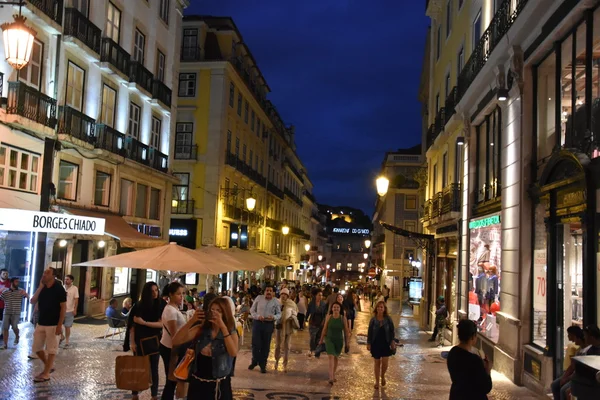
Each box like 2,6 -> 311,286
304,243 -> 310,252
245,196 -> 256,211
2,14 -> 36,70
364,239 -> 371,249
363,253 -> 368,259
376,176 -> 389,197
282,225 -> 290,235
318,255 -> 323,261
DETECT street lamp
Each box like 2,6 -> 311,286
1,3 -> 36,70
363,253 -> 368,260
245,196 -> 256,211
304,243 -> 310,252
282,225 -> 289,236
364,239 -> 371,249
376,176 -> 389,197
318,255 -> 323,261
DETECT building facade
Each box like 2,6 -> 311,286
171,16 -> 318,290
0,0 -> 187,316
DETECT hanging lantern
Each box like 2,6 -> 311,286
245,196 -> 256,211
2,14 -> 36,70
376,176 -> 389,197
281,225 -> 289,235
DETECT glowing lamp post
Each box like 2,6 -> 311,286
363,253 -> 368,260
304,243 -> 310,252
364,239 -> 371,249
245,196 -> 256,211
2,12 -> 36,70
376,176 -> 389,197
282,225 -> 289,236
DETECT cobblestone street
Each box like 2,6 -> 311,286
0,300 -> 546,400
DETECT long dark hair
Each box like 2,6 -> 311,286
139,281 -> 159,315
329,301 -> 344,315
203,297 -> 236,332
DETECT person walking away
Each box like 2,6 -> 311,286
61,275 -> 79,348
319,302 -> 350,385
447,319 -> 492,399
551,326 -> 586,400
160,282 -> 187,400
274,288 -> 298,372
248,285 -> 280,373
172,298 -> 238,400
429,296 -> 448,346
297,290 -> 307,331
367,301 -> 396,389
30,267 -> 66,383
306,289 -> 327,357
0,269 -> 10,342
326,287 -> 339,309
382,285 -> 390,303
343,290 -> 357,331
0,277 -> 29,349
129,281 -> 163,400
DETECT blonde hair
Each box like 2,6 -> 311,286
122,297 -> 132,308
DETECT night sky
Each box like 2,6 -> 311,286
187,1 -> 429,215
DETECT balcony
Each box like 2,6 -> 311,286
284,158 -> 304,183
149,149 -> 169,173
181,47 -> 202,62
63,8 -> 101,55
129,61 -> 154,95
125,137 -> 149,166
6,82 -> 57,129
268,185 -> 284,199
266,218 -> 283,231
456,0 -> 529,104
224,152 -> 267,187
172,199 -> 194,214
29,0 -> 63,26
174,144 -> 198,160
284,188 -> 303,207
95,124 -> 125,155
58,106 -> 95,143
444,87 -> 457,124
152,79 -> 172,108
100,38 -> 130,78
304,190 -> 316,204
423,184 -> 461,223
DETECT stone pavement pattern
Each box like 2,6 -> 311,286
0,300 -> 546,400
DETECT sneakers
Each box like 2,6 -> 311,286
248,363 -> 257,370
62,343 -> 71,349
0,345 -> 7,350
260,367 -> 267,374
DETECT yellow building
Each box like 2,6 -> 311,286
171,16 -> 317,290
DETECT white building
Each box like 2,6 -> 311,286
0,0 -> 187,316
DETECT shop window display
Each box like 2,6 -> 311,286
0,230 -> 35,318
532,203 -> 547,347
113,267 -> 131,296
468,214 -> 501,343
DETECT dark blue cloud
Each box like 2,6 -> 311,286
187,0 -> 429,214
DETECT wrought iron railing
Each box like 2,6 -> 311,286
125,137 -> 149,166
58,106 -> 95,143
425,124 -> 436,150
181,47 -> 202,61
174,144 -> 198,160
284,188 -> 303,206
64,8 -> 101,54
129,61 -> 154,94
266,218 -> 283,231
444,87 -> 457,124
6,82 -> 57,128
29,0 -> 63,25
0,72 -> 4,97
152,79 -> 172,108
95,124 -> 125,155
150,149 -> 168,172
172,199 -> 194,214
268,185 -> 284,199
304,190 -> 316,203
441,183 -> 461,214
224,152 -> 267,186
284,158 -> 304,183
100,37 -> 130,77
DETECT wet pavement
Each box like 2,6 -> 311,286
0,299 -> 546,399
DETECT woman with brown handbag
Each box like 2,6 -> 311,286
130,282 -> 163,400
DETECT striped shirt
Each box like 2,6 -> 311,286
0,287 -> 26,314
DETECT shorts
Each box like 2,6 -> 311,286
2,313 -> 19,332
32,325 -> 60,355
64,312 -> 75,328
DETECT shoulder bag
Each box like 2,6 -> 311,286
140,335 -> 160,356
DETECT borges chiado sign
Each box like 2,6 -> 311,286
0,208 -> 105,235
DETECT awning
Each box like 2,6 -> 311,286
63,208 -> 166,249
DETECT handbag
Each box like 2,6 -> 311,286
173,347 -> 196,381
140,335 -> 160,356
115,355 -> 151,391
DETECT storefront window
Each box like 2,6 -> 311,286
146,269 -> 158,283
532,202 -> 547,347
562,223 -> 583,335
475,108 -> 501,203
113,267 -> 130,296
468,214 -> 501,342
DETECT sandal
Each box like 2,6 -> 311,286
33,376 -> 50,383
381,377 -> 386,386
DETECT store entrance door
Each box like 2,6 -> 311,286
70,240 -> 89,315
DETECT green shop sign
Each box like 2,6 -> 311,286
469,215 -> 501,230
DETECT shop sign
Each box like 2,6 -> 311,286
331,227 -> 370,235
169,229 -> 188,237
0,208 -> 105,235
557,189 -> 585,208
533,250 -> 547,312
469,215 -> 501,230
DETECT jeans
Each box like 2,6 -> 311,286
297,313 -> 305,330
251,321 -> 274,368
159,344 -> 176,400
275,329 -> 292,365
551,378 -> 571,400
309,326 -> 321,352
132,351 -> 160,397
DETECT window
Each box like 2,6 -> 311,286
432,163 -> 438,194
181,29 -> 198,59
66,62 -> 85,111
405,221 -> 416,233
178,73 -> 196,97
457,46 -> 464,75
175,123 -> 193,158
442,152 -> 448,188
94,171 -> 111,206
112,267 -> 130,296
260,159 -> 263,175
257,119 -> 261,138
436,26 -> 441,60
151,116 -> 161,150
445,73 -> 450,100
237,93 -> 243,116
58,160 -> 78,200
250,110 -> 255,131
473,11 -> 482,51
435,93 -> 440,113
128,102 -> 141,139
149,188 -> 160,220
106,2 -> 121,43
235,137 -> 240,157
242,144 -> 247,163
100,84 -> 117,127
159,0 -> 169,24
133,29 -> 145,63
72,0 -> 89,16
136,183 -> 148,218
405,195 -> 417,210
244,100 -> 249,123
0,145 -> 39,192
229,83 -> 235,107
249,150 -> 253,168
156,50 -> 165,82
446,0 -> 452,37
226,130 -> 232,153
119,179 -> 134,215
19,39 -> 42,89
458,0 -> 464,9
173,173 -> 189,201
476,107 -> 501,202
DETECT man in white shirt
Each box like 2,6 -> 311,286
62,275 -> 79,348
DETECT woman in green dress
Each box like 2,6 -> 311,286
319,301 -> 350,385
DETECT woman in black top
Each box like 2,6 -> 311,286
343,289 -> 357,331
447,319 -> 492,400
129,282 -> 163,400
367,301 -> 396,389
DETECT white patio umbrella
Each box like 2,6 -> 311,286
198,247 -> 285,271
73,242 -> 244,274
